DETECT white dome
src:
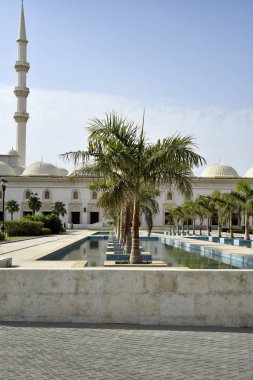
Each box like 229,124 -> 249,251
244,167 -> 253,178
22,161 -> 61,176
57,167 -> 68,176
0,161 -> 16,176
201,163 -> 239,178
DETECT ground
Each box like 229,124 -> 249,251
1,323 -> 253,379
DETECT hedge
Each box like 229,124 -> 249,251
0,232 -> 5,241
24,214 -> 62,234
5,220 -> 43,237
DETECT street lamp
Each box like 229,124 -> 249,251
1,178 -> 8,233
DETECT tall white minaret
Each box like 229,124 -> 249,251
14,0 -> 30,167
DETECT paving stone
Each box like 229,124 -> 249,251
1,323 -> 253,379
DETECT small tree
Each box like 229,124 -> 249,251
28,193 -> 42,215
5,200 -> 20,221
51,201 -> 67,218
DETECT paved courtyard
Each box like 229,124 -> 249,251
1,323 -> 253,379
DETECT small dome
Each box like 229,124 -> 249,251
244,167 -> 253,178
57,167 -> 68,176
22,161 -> 61,176
68,163 -> 95,177
201,163 -> 239,178
0,161 -> 16,176
7,149 -> 19,156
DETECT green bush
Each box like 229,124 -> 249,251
0,232 -> 5,241
5,220 -> 43,237
24,214 -> 62,234
41,227 -> 52,235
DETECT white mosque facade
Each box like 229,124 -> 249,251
1,3 -> 253,228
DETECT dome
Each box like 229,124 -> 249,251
57,167 -> 68,176
13,166 -> 25,175
22,161 -> 61,176
7,149 -> 19,156
68,163 -> 95,177
201,163 -> 239,178
244,167 -> 253,178
0,161 -> 16,176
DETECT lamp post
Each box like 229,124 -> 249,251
1,178 -> 8,233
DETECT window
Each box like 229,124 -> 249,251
25,190 -> 31,199
167,191 -> 172,201
73,191 -> 79,200
44,190 -> 50,200
92,191 -> 97,200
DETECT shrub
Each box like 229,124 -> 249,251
41,227 -> 52,235
5,220 -> 43,237
24,214 -> 62,234
0,232 -> 5,241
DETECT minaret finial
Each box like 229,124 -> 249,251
18,0 -> 27,42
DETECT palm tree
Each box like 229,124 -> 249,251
232,180 -> 253,240
195,195 -> 214,236
170,206 -> 184,234
51,201 -> 67,218
182,200 -> 198,235
210,190 -> 227,238
5,200 -> 20,221
218,192 -> 240,239
27,193 -> 42,215
62,112 -> 205,263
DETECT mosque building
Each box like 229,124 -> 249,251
0,2 -> 253,228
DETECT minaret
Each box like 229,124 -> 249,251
14,0 -> 30,167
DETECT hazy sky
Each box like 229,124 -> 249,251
0,0 -> 253,175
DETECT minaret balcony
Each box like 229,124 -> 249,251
14,86 -> 30,97
14,61 -> 30,73
14,112 -> 29,123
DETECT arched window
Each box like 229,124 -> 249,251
44,190 -> 50,200
167,191 -> 172,201
92,191 -> 97,200
25,190 -> 31,199
73,191 -> 79,200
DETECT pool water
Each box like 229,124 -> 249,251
49,238 -> 236,269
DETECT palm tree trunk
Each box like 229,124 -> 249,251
229,214 -> 234,239
218,221 -> 222,238
130,199 -> 142,264
187,219 -> 189,234
116,214 -> 121,241
119,209 -> 125,245
182,219 -> 185,234
192,218 -> 195,235
11,213 -> 13,221
207,218 -> 211,236
124,204 -> 132,254
245,210 -> 250,240
200,219 -> 203,236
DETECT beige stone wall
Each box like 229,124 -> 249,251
0,268 -> 252,326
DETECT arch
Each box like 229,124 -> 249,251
167,191 -> 173,201
92,191 -> 98,200
24,189 -> 31,200
43,189 -> 51,200
72,190 -> 80,200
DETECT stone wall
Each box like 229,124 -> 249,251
0,268 -> 252,327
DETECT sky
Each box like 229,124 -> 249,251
0,0 -> 253,175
